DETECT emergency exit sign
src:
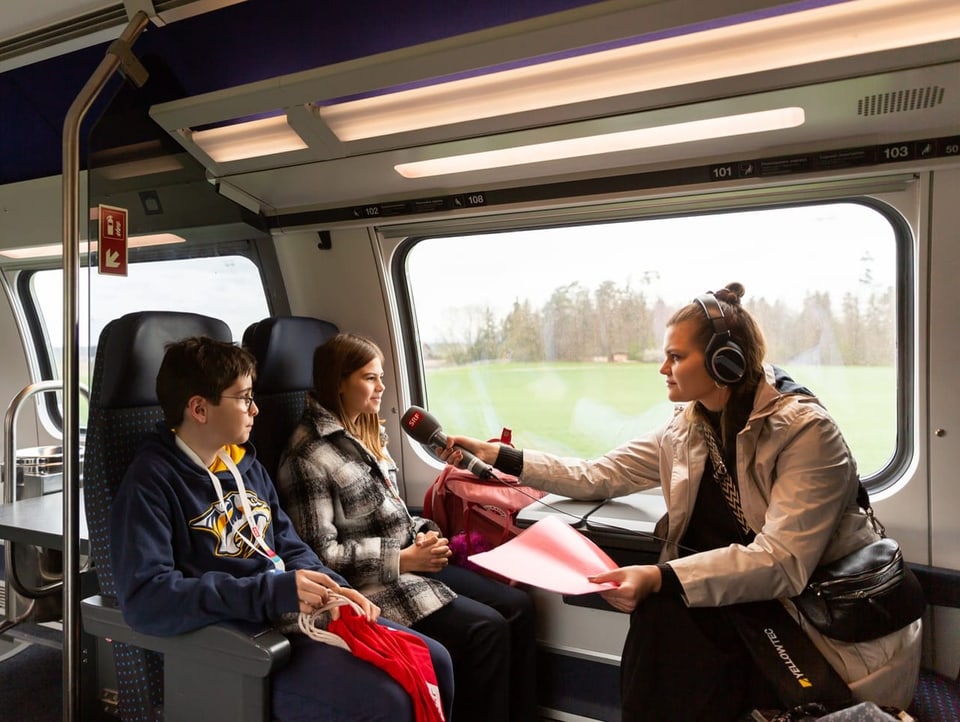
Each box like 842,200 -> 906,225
98,204 -> 128,276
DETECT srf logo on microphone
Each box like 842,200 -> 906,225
405,411 -> 422,428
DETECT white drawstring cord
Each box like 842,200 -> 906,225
297,593 -> 363,652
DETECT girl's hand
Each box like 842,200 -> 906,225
400,531 -> 452,572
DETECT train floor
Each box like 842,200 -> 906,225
0,625 -> 62,721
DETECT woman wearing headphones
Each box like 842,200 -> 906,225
439,282 -> 922,722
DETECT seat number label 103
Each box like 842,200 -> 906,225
709,135 -> 960,182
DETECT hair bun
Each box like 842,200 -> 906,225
715,282 -> 745,306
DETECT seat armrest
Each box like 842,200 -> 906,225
907,562 -> 960,609
81,594 -> 291,677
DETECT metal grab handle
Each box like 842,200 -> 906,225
3,380 -> 89,601
3,380 -> 89,502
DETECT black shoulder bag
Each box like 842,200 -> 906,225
791,483 -> 925,643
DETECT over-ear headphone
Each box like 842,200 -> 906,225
694,293 -> 746,384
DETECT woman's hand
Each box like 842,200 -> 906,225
399,530 -> 452,573
588,565 -> 662,613
437,435 -> 500,467
294,569 -> 342,614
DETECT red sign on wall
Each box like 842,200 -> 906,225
98,204 -> 128,276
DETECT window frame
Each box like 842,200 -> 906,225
12,237 -> 280,435
390,193 -> 915,493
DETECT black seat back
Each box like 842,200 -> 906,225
242,316 -> 339,481
84,311 -> 232,721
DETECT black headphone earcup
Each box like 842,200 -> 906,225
695,292 -> 746,384
706,336 -> 746,384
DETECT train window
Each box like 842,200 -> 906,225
404,202 -> 901,479
25,254 -> 269,427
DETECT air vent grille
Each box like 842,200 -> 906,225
858,86 -> 945,116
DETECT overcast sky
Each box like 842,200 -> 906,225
406,202 -> 897,342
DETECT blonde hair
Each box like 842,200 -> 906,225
311,333 -> 388,460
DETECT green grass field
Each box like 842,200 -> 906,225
425,362 -> 896,476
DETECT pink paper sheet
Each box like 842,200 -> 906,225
467,515 -> 620,594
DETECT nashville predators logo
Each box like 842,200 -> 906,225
191,490 -> 272,558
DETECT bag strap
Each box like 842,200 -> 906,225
699,421 -> 751,535
701,419 -> 885,541
729,600 -> 854,713
857,481 -> 886,538
424,465 -> 457,535
700,418 -> 859,713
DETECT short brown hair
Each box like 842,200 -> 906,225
156,336 -> 257,427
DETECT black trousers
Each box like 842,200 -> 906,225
416,564 -> 538,722
620,595 -> 780,722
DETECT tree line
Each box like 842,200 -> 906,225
427,281 -> 895,367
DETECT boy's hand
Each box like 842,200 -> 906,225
295,569 -> 341,613
338,587 -> 381,622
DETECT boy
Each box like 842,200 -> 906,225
111,336 -> 453,721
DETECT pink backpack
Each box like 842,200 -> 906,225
421,430 -> 547,574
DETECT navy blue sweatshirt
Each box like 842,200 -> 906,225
110,424 -> 348,636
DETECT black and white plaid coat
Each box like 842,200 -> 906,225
275,398 -> 456,627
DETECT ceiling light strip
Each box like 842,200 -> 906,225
323,0 -> 960,141
394,107 -> 806,178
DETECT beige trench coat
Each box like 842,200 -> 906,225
518,365 -> 921,708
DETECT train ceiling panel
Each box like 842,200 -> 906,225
207,62 -> 960,216
3,0 -> 959,210
138,0 -> 960,214
0,0 -> 604,185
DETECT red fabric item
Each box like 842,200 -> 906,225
327,608 -> 445,722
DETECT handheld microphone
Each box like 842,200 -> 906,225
400,406 -> 497,480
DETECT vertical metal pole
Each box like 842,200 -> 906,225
61,11 -> 149,721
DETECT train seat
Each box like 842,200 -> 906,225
80,310 -> 290,721
242,315 -> 339,481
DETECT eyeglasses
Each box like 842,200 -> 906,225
220,394 -> 256,411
